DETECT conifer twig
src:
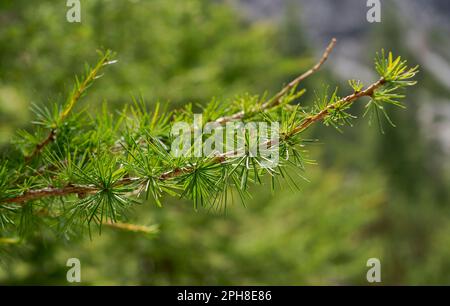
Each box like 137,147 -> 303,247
0,237 -> 20,245
104,221 -> 159,235
287,77 -> 386,136
25,51 -> 116,163
215,38 -> 337,124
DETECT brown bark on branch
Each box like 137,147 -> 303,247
2,77 -> 387,205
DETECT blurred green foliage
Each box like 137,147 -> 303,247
0,0 -> 449,285
0,0 -> 308,146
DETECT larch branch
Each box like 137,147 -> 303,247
2,49 -> 390,207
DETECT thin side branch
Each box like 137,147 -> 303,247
104,221 -> 159,235
24,130 -> 57,163
215,38 -> 337,125
25,52 -> 114,163
264,38 -> 337,108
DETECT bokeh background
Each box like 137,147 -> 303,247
1,0 -> 449,285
